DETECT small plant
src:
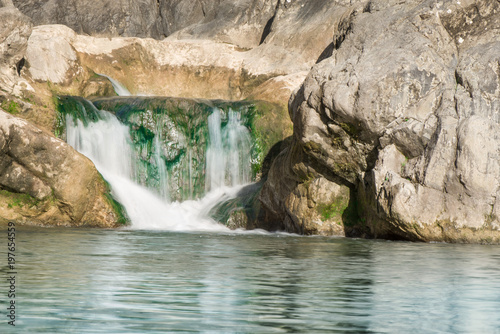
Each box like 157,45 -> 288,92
401,156 -> 408,173
1,190 -> 41,209
339,122 -> 360,138
1,101 -> 21,115
317,197 -> 348,222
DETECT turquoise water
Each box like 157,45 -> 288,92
1,226 -> 500,333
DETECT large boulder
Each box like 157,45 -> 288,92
259,0 -> 500,243
25,25 -> 79,85
0,109 -> 126,227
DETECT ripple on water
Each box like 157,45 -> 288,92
1,226 -> 499,333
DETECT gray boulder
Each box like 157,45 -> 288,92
260,0 -> 500,243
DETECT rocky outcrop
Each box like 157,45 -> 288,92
259,0 -> 500,243
19,1 -> 364,118
0,109 -> 126,227
166,0 -> 278,49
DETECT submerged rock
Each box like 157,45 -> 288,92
0,109 -> 126,227
259,0 -> 500,243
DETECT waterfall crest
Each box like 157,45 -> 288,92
97,73 -> 132,96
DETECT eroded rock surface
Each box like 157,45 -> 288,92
260,0 -> 500,243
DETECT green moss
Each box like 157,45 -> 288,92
55,95 -> 103,137
102,179 -> 129,225
331,136 -> 343,148
485,213 -> 497,224
1,190 -> 41,209
299,172 -> 316,184
1,100 -> 21,115
57,96 -> 288,201
244,101 -> 289,179
317,197 -> 349,222
339,122 -> 360,138
401,156 -> 408,173
303,141 -> 323,154
105,192 -> 129,225
239,69 -> 272,97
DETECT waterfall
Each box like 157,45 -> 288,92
66,110 -> 134,177
225,110 -> 252,186
64,103 -> 252,231
206,109 -> 225,191
154,122 -> 169,201
205,108 -> 252,191
97,73 -> 132,96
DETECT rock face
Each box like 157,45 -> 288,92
12,0 -> 166,39
12,0 -> 277,42
22,24 -> 312,107
260,0 -> 500,243
0,2 -> 32,95
0,109 -> 125,227
166,0 -> 278,48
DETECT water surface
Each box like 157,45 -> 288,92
1,226 -> 500,333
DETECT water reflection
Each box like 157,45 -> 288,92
1,226 -> 499,333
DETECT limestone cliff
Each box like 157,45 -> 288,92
259,0 -> 500,243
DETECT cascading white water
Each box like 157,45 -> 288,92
154,123 -> 169,201
205,108 -> 252,191
205,109 -> 225,191
97,73 -> 132,96
66,110 -> 134,177
66,106 -> 251,231
225,110 -> 252,186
